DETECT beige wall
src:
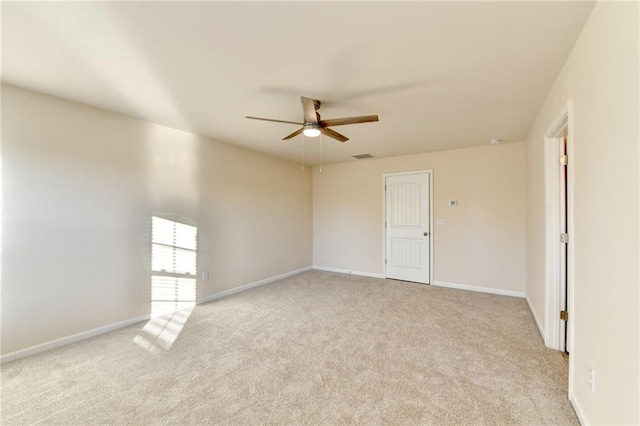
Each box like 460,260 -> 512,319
525,2 -> 639,424
313,142 -> 526,294
1,84 -> 312,355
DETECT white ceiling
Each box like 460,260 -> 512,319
2,1 -> 595,165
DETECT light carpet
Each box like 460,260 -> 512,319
1,271 -> 577,425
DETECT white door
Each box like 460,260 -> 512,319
385,173 -> 430,284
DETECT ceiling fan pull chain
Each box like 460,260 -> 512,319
301,134 -> 305,171
320,134 -> 323,173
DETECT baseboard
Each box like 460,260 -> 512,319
432,280 -> 525,298
312,265 -> 384,279
0,314 -> 149,365
569,391 -> 587,425
526,296 -> 546,342
196,266 -> 312,304
1,267 -> 314,364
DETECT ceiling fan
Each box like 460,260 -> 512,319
246,96 -> 379,143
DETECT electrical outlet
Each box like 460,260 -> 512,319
588,367 -> 595,392
202,271 -> 210,281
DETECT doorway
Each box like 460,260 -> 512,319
384,171 -> 432,284
544,105 -> 573,354
559,135 -> 569,353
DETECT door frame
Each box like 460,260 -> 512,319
382,170 -> 434,284
543,102 -> 575,354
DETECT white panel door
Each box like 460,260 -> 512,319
385,173 -> 430,284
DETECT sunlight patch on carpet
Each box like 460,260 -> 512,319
133,307 -> 193,355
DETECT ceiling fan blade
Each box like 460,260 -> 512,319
246,116 -> 303,126
318,115 -> 379,127
282,128 -> 304,140
301,97 -> 318,123
320,127 -> 349,143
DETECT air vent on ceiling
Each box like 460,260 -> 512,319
352,153 -> 374,160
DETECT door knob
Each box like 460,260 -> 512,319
423,232 -> 429,237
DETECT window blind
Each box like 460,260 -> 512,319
151,217 -> 197,317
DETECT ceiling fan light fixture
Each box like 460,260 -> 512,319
303,124 -> 321,138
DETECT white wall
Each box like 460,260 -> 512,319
313,142 -> 526,294
1,84 -> 312,355
525,2 -> 639,424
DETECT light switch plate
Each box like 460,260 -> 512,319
437,218 -> 446,226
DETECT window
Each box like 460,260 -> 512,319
151,217 -> 197,317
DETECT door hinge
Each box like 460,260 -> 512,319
560,310 -> 568,321
385,184 -> 387,191
560,155 -> 568,166
385,259 -> 387,265
385,221 -> 387,228
560,233 -> 569,244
